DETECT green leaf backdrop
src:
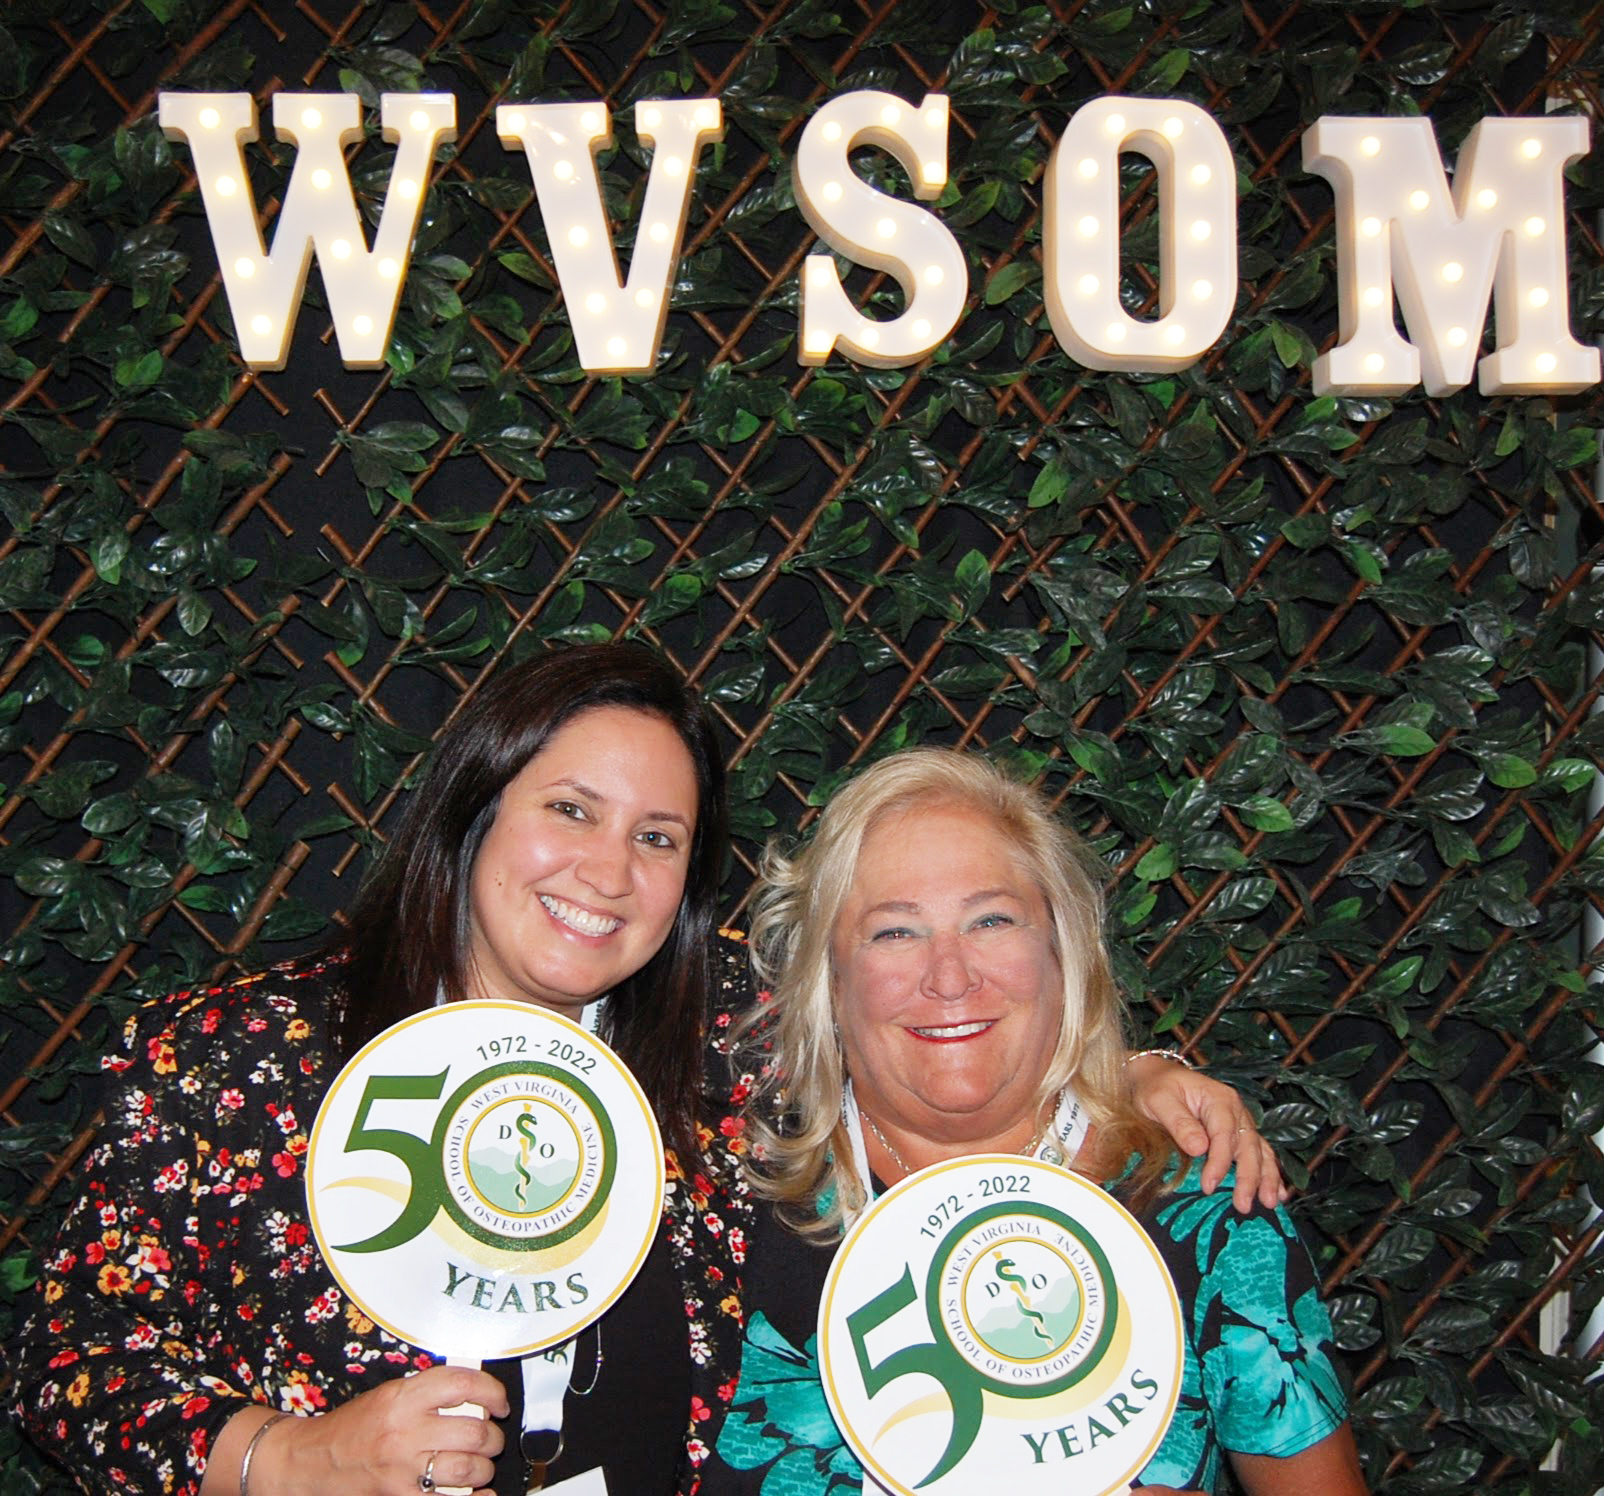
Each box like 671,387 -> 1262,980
2,1 -> 1603,1490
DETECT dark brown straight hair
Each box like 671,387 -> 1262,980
330,641 -> 728,1164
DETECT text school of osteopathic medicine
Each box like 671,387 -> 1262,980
2,2 -> 1604,1494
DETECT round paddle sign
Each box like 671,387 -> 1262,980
306,1000 -> 662,1362
819,1157 -> 1182,1496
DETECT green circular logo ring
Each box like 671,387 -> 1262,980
924,1199 -> 1118,1399
432,1060 -> 617,1249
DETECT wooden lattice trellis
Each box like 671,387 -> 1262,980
3,1 -> 1603,1490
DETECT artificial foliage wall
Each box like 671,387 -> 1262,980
2,0 -> 1604,1491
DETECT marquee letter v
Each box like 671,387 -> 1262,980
498,100 -> 723,374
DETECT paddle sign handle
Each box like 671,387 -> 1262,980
434,1356 -> 486,1496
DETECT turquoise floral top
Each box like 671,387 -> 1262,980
705,1160 -> 1346,1494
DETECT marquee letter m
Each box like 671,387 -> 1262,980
1302,115 -> 1596,396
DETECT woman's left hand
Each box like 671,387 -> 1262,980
1125,1053 -> 1285,1211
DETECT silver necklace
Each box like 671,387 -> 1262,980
858,1094 -> 1067,1177
859,1107 -> 913,1175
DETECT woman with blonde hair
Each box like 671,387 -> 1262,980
704,748 -> 1365,1495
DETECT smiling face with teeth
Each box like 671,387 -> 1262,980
465,705 -> 699,1016
832,797 -> 1066,1165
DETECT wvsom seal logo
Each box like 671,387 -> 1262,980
307,1001 -> 660,1362
466,1096 -> 580,1215
940,1204 -> 1113,1391
819,1158 -> 1182,1496
440,1063 -> 614,1249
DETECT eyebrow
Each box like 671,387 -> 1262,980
546,777 -> 694,829
859,888 -> 1020,918
861,900 -> 920,918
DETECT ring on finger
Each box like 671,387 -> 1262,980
419,1454 -> 438,1492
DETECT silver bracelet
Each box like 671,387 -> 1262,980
1125,1047 -> 1197,1070
238,1411 -> 291,1496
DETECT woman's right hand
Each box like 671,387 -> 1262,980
226,1366 -> 509,1496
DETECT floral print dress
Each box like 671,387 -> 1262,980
9,947 -> 758,1496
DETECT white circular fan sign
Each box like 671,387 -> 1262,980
307,1000 -> 662,1362
819,1157 -> 1182,1496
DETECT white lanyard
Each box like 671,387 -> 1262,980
837,1079 -> 1088,1228
518,1008 -> 602,1479
426,993 -> 608,1486
520,1344 -> 576,1438
517,1313 -> 605,1487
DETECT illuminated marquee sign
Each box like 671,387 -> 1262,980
158,90 -> 1598,397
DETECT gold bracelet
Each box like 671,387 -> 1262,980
238,1411 -> 291,1496
1124,1047 -> 1197,1070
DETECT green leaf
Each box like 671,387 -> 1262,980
1198,878 -> 1277,920
1552,426 -> 1597,470
93,531 -> 129,583
1493,410 -> 1521,458
1260,1102 -> 1326,1146
178,884 -> 235,913
28,761 -> 117,820
1239,796 -> 1294,833
1539,758 -> 1594,793
113,348 -> 163,389
1066,735 -> 1117,783
1028,459 -> 1072,509
1,1251 -> 38,1294
1280,513 -> 1329,549
1363,1223 -> 1435,1280
15,855 -> 79,898
1375,724 -> 1437,757
1480,753 -> 1536,789
1368,955 -> 1424,1002
176,591 -> 212,637
1133,843 -> 1176,881
42,213 -> 98,268
1146,46 -> 1190,88
83,792 -> 139,836
953,549 -> 990,619
1345,540 -> 1383,584
1270,320 -> 1304,368
0,297 -> 38,340
1325,1293 -> 1381,1352
1561,1064 -> 1604,1135
983,261 -> 1037,306
497,250 -> 554,287
641,572 -> 703,625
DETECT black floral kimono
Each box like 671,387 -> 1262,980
9,946 -> 758,1496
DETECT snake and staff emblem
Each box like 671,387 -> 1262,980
465,1094 -> 583,1217
992,1252 -> 1056,1346
513,1105 -> 540,1209
961,1234 -> 1087,1366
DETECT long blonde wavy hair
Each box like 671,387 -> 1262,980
738,748 -> 1172,1238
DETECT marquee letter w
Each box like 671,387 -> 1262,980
159,92 -> 456,370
